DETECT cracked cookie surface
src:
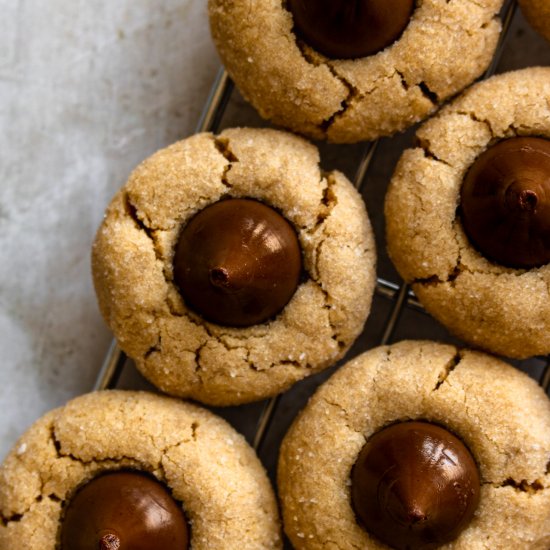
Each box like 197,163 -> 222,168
385,67 -> 550,359
0,390 -> 281,549
208,0 -> 503,143
278,340 -> 550,549
519,0 -> 550,43
92,127 -> 376,405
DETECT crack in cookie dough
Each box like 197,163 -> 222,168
418,80 -> 439,104
416,137 -> 453,167
321,398 -> 365,438
292,33 -> 437,142
213,136 -> 238,188
123,193 -> 180,315
290,35 -> 356,136
411,214 -> 542,289
456,109 -> 498,139
124,195 -> 157,248
320,71 -> 357,136
389,69 -> 440,107
0,493 -> 61,528
144,334 -> 162,358
483,478 -> 546,493
432,350 -> 462,391
304,174 -> 349,349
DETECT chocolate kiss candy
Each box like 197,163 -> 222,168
461,137 -> 550,268
173,198 -> 302,327
351,422 -> 480,550
61,471 -> 189,550
288,0 -> 414,59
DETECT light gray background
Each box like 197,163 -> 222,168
0,0 -> 219,459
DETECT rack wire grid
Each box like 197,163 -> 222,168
94,0 -> 549,490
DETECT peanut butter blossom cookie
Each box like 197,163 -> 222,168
519,0 -> 550,43
278,341 -> 550,549
385,67 -> 550,358
0,391 -> 281,549
208,0 -> 504,143
92,128 -> 376,405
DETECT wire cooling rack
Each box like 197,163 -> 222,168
94,0 -> 550,465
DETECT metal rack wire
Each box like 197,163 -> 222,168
94,0 -> 550,458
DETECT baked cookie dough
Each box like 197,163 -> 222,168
208,0 -> 504,143
0,390 -> 281,549
519,0 -> 550,43
278,340 -> 550,549
92,127 -> 376,405
385,67 -> 550,359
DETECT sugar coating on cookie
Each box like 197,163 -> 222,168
385,67 -> 550,359
519,0 -> 550,43
278,340 -> 550,549
92,127 -> 376,405
208,0 -> 503,143
0,390 -> 281,549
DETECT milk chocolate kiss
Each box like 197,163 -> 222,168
61,471 -> 189,550
288,0 -> 414,59
461,137 -> 550,268
351,422 -> 480,550
173,198 -> 302,327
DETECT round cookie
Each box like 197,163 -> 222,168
208,0 -> 504,143
278,340 -> 550,549
0,390 -> 281,549
92,127 -> 376,405
519,0 -> 550,43
385,67 -> 550,359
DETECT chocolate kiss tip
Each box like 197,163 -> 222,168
518,189 -> 538,211
209,267 -> 230,288
99,534 -> 121,550
505,184 -> 539,213
407,508 -> 428,524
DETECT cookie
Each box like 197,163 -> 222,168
92,127 -> 376,405
208,0 -> 504,143
278,340 -> 550,549
519,0 -> 550,43
0,390 -> 281,549
385,67 -> 550,359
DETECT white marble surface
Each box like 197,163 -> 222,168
0,0 -> 219,460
